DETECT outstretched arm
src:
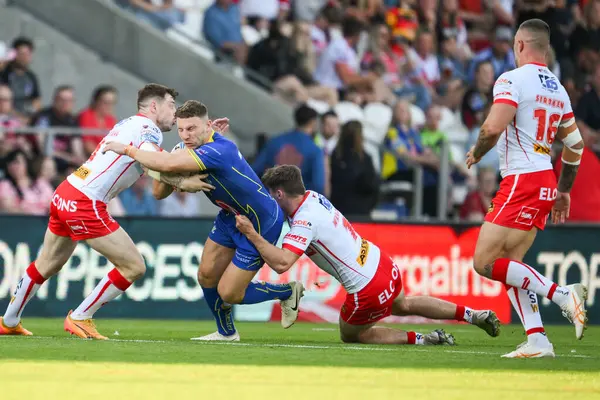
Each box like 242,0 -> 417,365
103,142 -> 201,173
235,215 -> 301,274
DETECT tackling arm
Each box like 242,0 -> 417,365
556,117 -> 584,193
235,216 -> 301,274
245,229 -> 301,274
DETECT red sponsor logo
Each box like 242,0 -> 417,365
293,220 -> 312,228
495,78 -> 512,85
285,234 -> 307,244
494,91 -> 513,98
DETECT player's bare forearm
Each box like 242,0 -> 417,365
473,127 -> 501,159
557,163 -> 579,193
245,230 -> 294,274
153,179 -> 173,200
127,147 -> 200,173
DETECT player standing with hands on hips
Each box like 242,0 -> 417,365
465,19 -> 587,358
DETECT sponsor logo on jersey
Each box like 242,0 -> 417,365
293,220 -> 312,228
533,143 -> 551,155
487,202 -> 494,214
495,78 -> 512,85
285,233 -> 307,245
494,91 -> 513,98
356,239 -> 370,266
73,166 -> 91,180
66,220 -> 89,234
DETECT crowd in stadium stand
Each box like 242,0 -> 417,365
2,0 -> 600,222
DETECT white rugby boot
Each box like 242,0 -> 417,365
471,310 -> 501,337
190,331 -> 240,341
559,283 -> 588,340
502,342 -> 555,358
280,281 -> 305,329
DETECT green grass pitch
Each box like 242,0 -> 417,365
0,319 -> 598,400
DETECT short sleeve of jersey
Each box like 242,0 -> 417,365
282,211 -> 316,256
140,125 -> 163,147
562,93 -> 574,122
187,141 -> 229,171
493,72 -> 519,108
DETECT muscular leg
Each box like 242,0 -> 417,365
196,238 -> 237,337
338,316 -> 449,345
2,230 -> 76,328
217,262 -> 293,305
474,223 -> 572,308
69,227 -> 146,322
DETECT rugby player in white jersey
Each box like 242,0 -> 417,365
235,165 -> 501,345
465,19 -> 587,358
0,84 -> 216,339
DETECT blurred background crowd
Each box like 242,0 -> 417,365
1,0 -> 600,222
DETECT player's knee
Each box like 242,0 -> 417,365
34,258 -> 61,277
393,297 -> 411,315
197,267 -> 218,287
472,253 -> 490,276
217,282 -> 244,305
123,256 -> 146,281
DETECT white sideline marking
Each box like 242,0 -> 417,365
1,336 -> 593,358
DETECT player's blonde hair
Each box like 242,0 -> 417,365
175,100 -> 208,119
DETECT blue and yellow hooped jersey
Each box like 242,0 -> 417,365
184,132 -> 280,234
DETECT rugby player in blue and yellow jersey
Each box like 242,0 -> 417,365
103,100 -> 304,341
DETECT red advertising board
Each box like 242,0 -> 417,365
253,223 -> 511,324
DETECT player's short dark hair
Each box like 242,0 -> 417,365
342,16 -> 364,38
175,100 -> 208,119
261,165 -> 306,197
137,83 -> 178,110
12,37 -> 34,51
519,18 -> 550,38
294,104 -> 318,127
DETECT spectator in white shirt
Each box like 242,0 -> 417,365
408,29 -> 441,86
159,191 -> 201,217
314,16 -> 375,100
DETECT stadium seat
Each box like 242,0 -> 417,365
306,98 -> 331,115
334,101 -> 364,124
409,104 -> 425,128
363,102 -> 392,145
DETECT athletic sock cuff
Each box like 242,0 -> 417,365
407,331 -> 416,344
491,258 -> 509,283
108,268 -> 131,291
26,263 -> 46,285
454,305 -> 465,321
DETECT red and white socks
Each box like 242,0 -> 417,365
505,284 -> 551,347
71,268 -> 132,321
454,305 -> 474,323
491,258 -> 570,307
3,263 -> 46,327
407,331 -> 425,345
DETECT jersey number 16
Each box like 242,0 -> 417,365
533,108 -> 561,145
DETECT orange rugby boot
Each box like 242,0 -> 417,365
0,317 -> 32,336
64,310 -> 108,340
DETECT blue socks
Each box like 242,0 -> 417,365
201,286 -> 236,336
240,282 -> 292,304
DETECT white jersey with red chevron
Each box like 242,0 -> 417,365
282,191 -> 381,294
67,114 -> 163,203
493,62 -> 574,178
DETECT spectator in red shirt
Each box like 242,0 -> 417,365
78,85 -> 118,156
460,167 -> 497,221
554,129 -> 600,222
